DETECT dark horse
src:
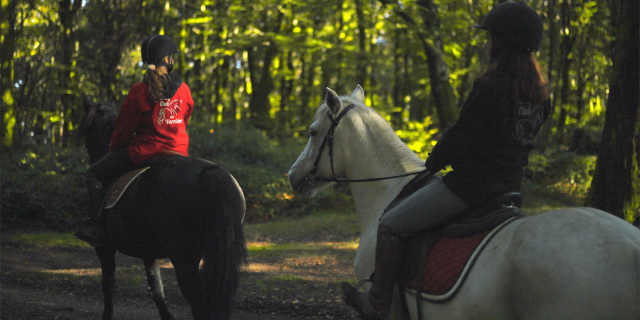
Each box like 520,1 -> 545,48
78,96 -> 248,320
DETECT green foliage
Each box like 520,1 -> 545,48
525,149 -> 597,205
188,123 -> 354,221
394,116 -> 438,160
1,146 -> 89,230
0,122 -> 357,231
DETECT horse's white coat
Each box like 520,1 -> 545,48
289,86 -> 640,320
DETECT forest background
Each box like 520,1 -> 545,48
1,0 -> 638,230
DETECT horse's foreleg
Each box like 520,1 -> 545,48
143,258 -> 175,320
171,258 -> 205,320
96,247 -> 117,320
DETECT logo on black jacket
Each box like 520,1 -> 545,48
512,102 -> 544,146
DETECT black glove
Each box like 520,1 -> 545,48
424,153 -> 445,173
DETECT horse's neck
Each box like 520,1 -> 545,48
342,120 -> 425,232
350,176 -> 418,232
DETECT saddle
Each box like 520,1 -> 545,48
383,171 -> 525,318
102,151 -> 183,210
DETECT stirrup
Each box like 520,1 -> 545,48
341,282 -> 366,316
341,277 -> 376,319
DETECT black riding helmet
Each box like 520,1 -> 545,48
141,35 -> 180,72
473,2 -> 543,53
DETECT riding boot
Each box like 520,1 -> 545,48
342,224 -> 405,319
75,180 -> 109,247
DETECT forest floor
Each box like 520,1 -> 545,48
1,181 -> 572,320
0,223 -> 362,320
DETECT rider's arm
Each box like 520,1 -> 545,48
109,84 -> 144,152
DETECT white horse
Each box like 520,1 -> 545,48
288,85 -> 640,320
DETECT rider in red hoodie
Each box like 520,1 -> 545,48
76,34 -> 194,247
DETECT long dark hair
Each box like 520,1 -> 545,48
144,63 -> 168,103
482,32 -> 549,104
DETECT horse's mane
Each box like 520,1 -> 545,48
315,95 -> 424,173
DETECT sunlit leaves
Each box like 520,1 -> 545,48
3,0 -> 618,150
577,1 -> 598,25
395,116 -> 438,159
184,16 -> 214,24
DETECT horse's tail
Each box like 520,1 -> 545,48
198,165 -> 248,319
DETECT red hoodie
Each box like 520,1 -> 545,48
109,80 -> 194,163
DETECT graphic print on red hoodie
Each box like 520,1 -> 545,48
109,81 -> 194,163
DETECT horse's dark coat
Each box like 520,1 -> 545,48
80,97 -> 247,320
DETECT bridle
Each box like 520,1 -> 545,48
304,103 -> 428,185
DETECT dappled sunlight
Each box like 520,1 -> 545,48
43,268 -> 101,276
243,240 -> 357,282
243,262 -> 283,273
244,255 -> 354,282
247,240 -> 359,252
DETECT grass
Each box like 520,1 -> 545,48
9,232 -> 90,248
243,207 -> 361,242
273,275 -> 307,282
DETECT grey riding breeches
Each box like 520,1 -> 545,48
379,177 -> 470,237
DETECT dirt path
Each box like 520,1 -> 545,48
1,286 -> 298,320
1,235 -> 360,320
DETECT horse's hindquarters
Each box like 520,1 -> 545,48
414,208 -> 640,320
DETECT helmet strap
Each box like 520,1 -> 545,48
155,54 -> 174,74
156,62 -> 174,74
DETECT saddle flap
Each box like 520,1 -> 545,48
400,212 -> 522,303
398,207 -> 525,296
103,167 -> 149,209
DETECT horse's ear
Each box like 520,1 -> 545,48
82,95 -> 93,114
325,87 -> 342,115
108,95 -> 118,110
351,85 -> 365,104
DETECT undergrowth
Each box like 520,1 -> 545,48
1,122 -> 352,231
1,122 -> 592,232
525,148 -> 596,206
1,146 -> 88,230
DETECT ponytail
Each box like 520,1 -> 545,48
144,65 -> 168,103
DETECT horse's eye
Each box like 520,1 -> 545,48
309,129 -> 317,137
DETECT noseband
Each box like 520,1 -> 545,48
304,104 -> 427,185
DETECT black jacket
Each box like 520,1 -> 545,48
425,76 -> 551,206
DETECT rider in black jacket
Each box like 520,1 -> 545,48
428,75 -> 552,207
342,2 -> 551,319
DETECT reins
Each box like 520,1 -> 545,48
304,103 -> 427,185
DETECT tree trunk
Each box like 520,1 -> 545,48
298,51 -> 316,130
391,28 -> 403,128
248,43 -> 278,130
277,51 -> 294,136
555,0 -> 576,138
355,0 -> 368,88
416,0 -> 457,130
546,0 -> 558,112
586,0 -> 639,224
58,0 -> 82,147
1,0 -> 17,148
